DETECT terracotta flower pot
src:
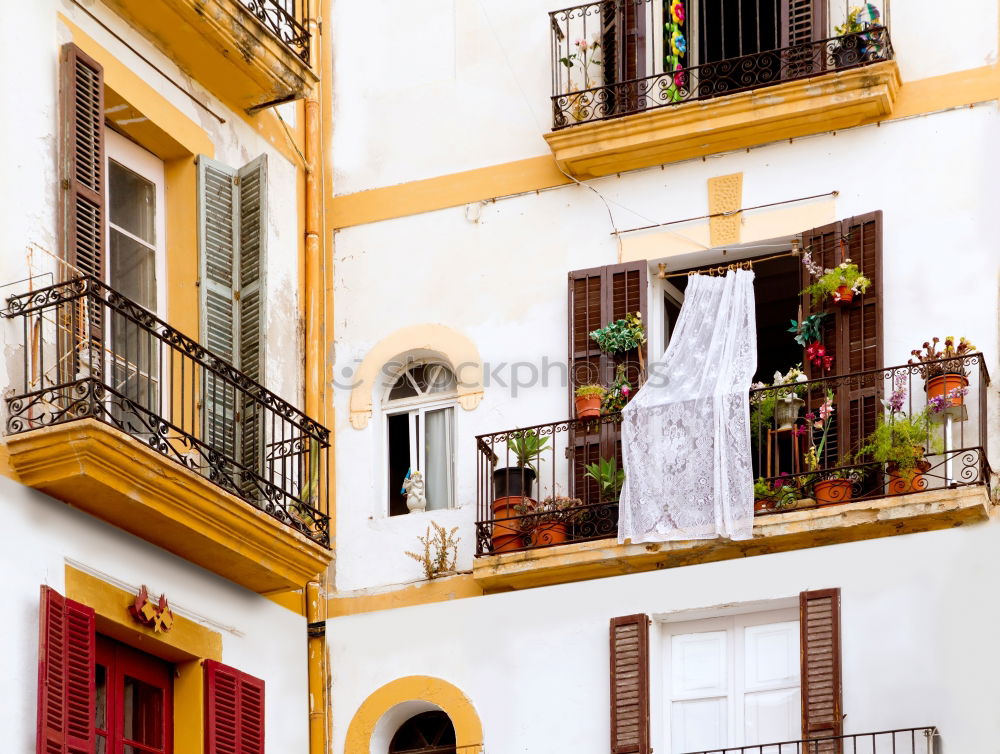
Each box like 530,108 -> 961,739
925,373 -> 969,406
887,460 -> 931,495
490,496 -> 529,553
754,499 -> 775,513
813,478 -> 853,505
531,520 -> 568,547
575,394 -> 602,419
833,285 -> 854,305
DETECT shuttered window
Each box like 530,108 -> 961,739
204,659 -> 266,754
610,614 -> 650,754
800,589 -> 843,747
36,585 -> 96,754
197,155 -> 268,470
780,0 -> 828,47
801,213 -> 883,467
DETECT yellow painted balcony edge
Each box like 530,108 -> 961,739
473,484 -> 989,593
544,61 -> 902,179
8,419 -> 331,593
103,0 -> 318,111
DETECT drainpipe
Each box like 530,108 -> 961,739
304,0 -> 328,751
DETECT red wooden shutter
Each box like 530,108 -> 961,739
610,614 -> 650,754
59,43 -> 105,279
205,659 -> 265,754
802,214 -> 883,467
800,588 -> 843,748
37,585 -> 96,754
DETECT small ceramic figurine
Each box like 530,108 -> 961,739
403,470 -> 427,513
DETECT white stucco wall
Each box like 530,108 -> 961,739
0,0 -> 304,409
0,474 -> 309,753
329,521 -> 1000,754
332,103 -> 1000,593
330,0 -> 999,193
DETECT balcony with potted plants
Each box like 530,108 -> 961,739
543,0 -> 901,178
472,341 -> 991,592
100,0 -> 317,111
2,276 -> 331,593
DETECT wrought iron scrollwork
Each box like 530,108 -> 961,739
238,0 -> 311,63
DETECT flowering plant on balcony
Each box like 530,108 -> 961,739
801,254 -> 871,307
753,476 -> 798,510
908,336 -> 976,378
788,313 -> 833,371
590,312 -> 646,354
602,363 -> 633,413
559,34 -> 602,91
834,3 -> 881,35
750,364 -> 808,436
856,373 -> 936,473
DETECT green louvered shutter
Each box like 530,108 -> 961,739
197,156 -> 239,464
237,155 -> 267,491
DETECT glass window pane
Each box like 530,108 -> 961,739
425,364 -> 456,394
123,675 -> 164,748
110,230 -> 157,311
423,407 -> 454,510
389,373 -> 418,401
109,160 -> 156,244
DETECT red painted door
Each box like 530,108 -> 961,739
95,636 -> 173,754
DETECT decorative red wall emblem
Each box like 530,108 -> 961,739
129,585 -> 175,633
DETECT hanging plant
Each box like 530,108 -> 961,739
590,312 -> 646,354
801,257 -> 871,308
788,313 -> 832,371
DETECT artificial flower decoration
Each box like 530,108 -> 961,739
673,63 -> 686,88
671,30 -> 686,56
670,1 -> 685,24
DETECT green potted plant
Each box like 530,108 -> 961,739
753,476 -> 798,512
589,311 -> 646,354
832,4 -> 882,68
801,389 -> 858,505
574,384 -> 606,419
584,457 -> 625,502
515,495 -> 584,547
491,429 -> 550,552
908,336 -> 976,408
601,364 -> 633,414
801,258 -> 871,307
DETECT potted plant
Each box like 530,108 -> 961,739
753,476 -> 798,512
751,365 -> 809,431
574,384 -> 606,419
515,495 -> 584,547
558,35 -> 602,123
800,389 -> 858,505
584,457 -> 625,502
601,364 -> 633,414
832,4 -> 882,68
590,311 -> 647,371
801,258 -> 871,307
908,336 -> 976,407
788,313 -> 833,371
491,429 -> 550,552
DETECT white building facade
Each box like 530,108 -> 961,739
328,0 -> 1000,752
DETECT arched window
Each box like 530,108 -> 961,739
388,711 -> 456,754
384,362 -> 457,516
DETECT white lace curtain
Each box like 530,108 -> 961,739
618,270 -> 757,543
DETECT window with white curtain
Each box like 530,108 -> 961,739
384,362 -> 457,516
663,609 -> 800,753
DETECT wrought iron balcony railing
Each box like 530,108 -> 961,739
238,0 -> 311,63
475,358 -> 990,557
549,0 -> 893,129
3,276 -> 330,546
680,725 -> 938,754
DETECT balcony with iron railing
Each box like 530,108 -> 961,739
473,358 -> 991,588
543,0 -> 901,178
103,0 -> 317,111
681,725 -> 938,754
2,276 -> 331,593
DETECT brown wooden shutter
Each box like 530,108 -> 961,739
59,43 -> 105,279
610,614 -> 650,754
568,261 -> 647,502
37,585 -> 96,754
800,588 -> 843,748
781,0 -> 828,46
205,659 -> 265,754
802,214 -> 883,467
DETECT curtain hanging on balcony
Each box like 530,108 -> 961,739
618,269 -> 757,543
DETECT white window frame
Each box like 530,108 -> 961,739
660,607 -> 800,754
382,361 -> 458,515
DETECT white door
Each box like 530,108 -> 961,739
665,610 -> 800,753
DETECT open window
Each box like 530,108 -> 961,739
384,362 -> 457,516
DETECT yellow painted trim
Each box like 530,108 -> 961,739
266,588 -> 306,615
329,64 -> 1000,229
545,62 -> 902,179
349,325 -> 484,430
10,419 -> 331,593
327,574 -> 483,618
345,676 -> 483,754
65,565 -> 222,754
472,485 -> 990,593
707,173 -> 743,246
